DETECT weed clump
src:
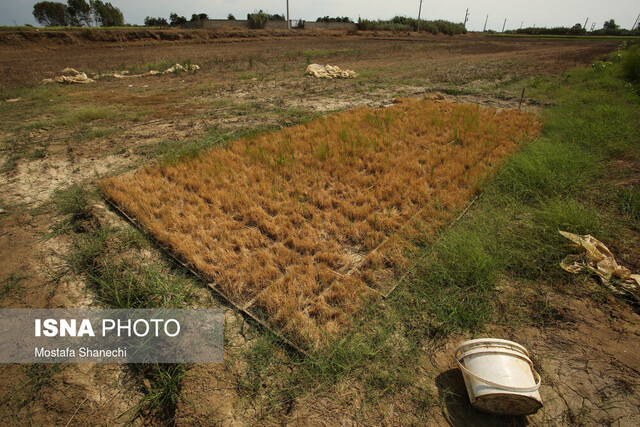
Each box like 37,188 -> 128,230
623,45 -> 640,83
618,186 -> 640,225
248,11 -> 269,29
53,184 -> 92,223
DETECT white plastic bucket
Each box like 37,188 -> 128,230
455,338 -> 543,415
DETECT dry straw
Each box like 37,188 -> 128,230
100,98 -> 541,348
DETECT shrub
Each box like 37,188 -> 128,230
623,46 -> 640,83
248,11 -> 269,29
169,12 -> 186,26
144,16 -> 169,27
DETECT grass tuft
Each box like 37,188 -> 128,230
0,273 -> 26,301
618,186 -> 640,225
497,139 -> 596,203
53,184 -> 93,223
122,364 -> 188,423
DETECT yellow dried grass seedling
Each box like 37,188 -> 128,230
100,98 -> 541,349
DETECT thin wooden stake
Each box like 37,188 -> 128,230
518,87 -> 526,110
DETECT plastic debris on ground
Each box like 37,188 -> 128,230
559,230 -> 640,302
41,67 -> 94,84
41,63 -> 200,84
306,63 -> 357,79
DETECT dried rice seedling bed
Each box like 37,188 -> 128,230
100,98 -> 541,348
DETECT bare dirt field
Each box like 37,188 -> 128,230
1,29 -> 638,426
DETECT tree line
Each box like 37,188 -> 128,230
33,0 -> 123,27
144,13 -> 211,27
510,19 -> 639,36
357,17 -> 467,34
144,10 -> 286,28
316,16 -> 352,23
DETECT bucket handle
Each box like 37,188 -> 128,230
455,350 -> 541,393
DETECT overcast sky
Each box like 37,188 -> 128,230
1,1 -> 638,31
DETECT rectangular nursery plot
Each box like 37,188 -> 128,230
100,98 -> 541,349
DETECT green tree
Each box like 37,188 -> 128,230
603,19 -> 619,30
190,13 -> 208,21
570,23 -> 586,35
602,19 -> 622,35
169,12 -> 187,26
90,1 -> 123,27
227,13 -> 236,20
33,1 -> 69,27
144,16 -> 169,27
67,0 -> 92,26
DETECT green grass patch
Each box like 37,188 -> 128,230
275,107 -> 314,123
152,125 -> 283,166
77,126 -> 118,141
618,186 -> 640,225
496,139 -> 597,203
0,273 -> 26,301
0,84 -> 62,105
87,257 -> 201,309
153,129 -> 239,165
56,105 -> 120,126
122,364 -> 188,423
53,184 -> 93,223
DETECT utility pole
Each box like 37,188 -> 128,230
483,15 -> 488,32
418,0 -> 423,31
502,18 -> 507,33
463,8 -> 470,27
633,13 -> 640,30
584,18 -> 589,30
286,0 -> 290,29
